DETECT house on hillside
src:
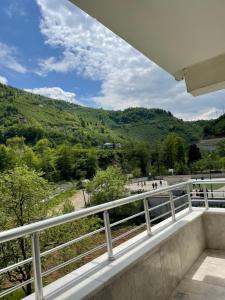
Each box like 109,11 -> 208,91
103,142 -> 122,149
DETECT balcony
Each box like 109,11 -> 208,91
1,180 -> 225,300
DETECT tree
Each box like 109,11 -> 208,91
192,152 -> 221,172
217,139 -> 225,157
188,144 -> 202,164
86,166 -> 140,220
35,138 -> 56,180
86,166 -> 128,206
6,136 -> 39,170
44,199 -> 102,275
0,166 -> 52,295
0,144 -> 13,171
85,150 -> 98,178
161,134 -> 187,169
56,144 -> 74,180
132,167 -> 141,178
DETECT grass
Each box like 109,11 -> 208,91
46,188 -> 77,210
1,288 -> 26,300
193,183 -> 225,189
209,183 -> 225,190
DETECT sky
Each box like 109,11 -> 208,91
0,0 -> 225,120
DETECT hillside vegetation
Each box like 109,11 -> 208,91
204,114 -> 225,138
0,83 -> 205,145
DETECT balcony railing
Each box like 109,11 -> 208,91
1,179 -> 225,299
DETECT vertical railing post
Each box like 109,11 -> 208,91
203,184 -> 209,210
169,192 -> 176,222
143,198 -> 152,236
103,210 -> 114,261
186,183 -> 193,212
31,232 -> 43,300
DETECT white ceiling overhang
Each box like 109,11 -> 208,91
70,0 -> 225,96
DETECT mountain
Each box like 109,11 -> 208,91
0,83 -> 209,146
203,114 -> 225,138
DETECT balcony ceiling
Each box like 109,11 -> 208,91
70,0 -> 225,96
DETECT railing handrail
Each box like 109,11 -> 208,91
2,178 -> 225,299
193,179 -> 225,184
0,180 -> 188,244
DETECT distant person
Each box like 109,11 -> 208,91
160,180 -> 162,187
152,182 -> 155,190
155,182 -> 158,189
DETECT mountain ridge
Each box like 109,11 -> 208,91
0,83 -> 222,146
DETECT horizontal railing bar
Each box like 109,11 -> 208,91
42,243 -> 106,277
173,194 -> 188,202
0,227 -> 106,276
194,180 -> 225,184
191,199 -> 225,203
3,178 -> 225,298
150,210 -> 171,223
110,211 -> 145,228
0,278 -> 33,298
192,190 -> 225,194
206,191 -> 225,193
112,223 -> 146,243
0,181 -> 188,244
148,200 -> 171,212
174,202 -> 188,211
41,227 -> 105,258
191,199 -> 205,202
0,257 -> 32,275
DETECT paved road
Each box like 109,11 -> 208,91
127,179 -> 168,193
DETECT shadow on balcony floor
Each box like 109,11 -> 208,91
169,249 -> 225,300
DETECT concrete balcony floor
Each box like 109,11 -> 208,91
170,249 -> 225,300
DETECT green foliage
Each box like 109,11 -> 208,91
204,115 -> 225,137
0,166 -> 52,227
0,166 -> 52,295
192,152 -> 222,172
46,188 -> 77,210
217,139 -> 225,156
132,167 -> 141,178
0,84 -> 204,148
161,134 -> 187,168
87,166 -> 143,220
188,144 -> 202,164
42,200 -> 103,279
87,166 -> 128,205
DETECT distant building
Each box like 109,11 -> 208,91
103,143 -> 122,149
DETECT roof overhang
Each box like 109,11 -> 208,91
70,0 -> 225,96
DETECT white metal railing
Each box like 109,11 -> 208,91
1,179 -> 225,299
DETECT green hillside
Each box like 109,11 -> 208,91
204,115 -> 225,138
0,83 -> 205,145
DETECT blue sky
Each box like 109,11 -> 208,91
0,0 -> 225,120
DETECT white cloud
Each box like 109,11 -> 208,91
4,2 -> 27,19
24,86 -> 80,104
36,0 -> 225,120
0,42 -> 27,74
0,75 -> 8,85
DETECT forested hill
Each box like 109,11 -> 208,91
203,114 -> 225,138
0,83 -> 210,146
